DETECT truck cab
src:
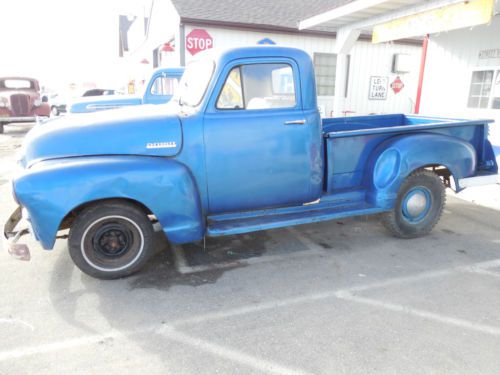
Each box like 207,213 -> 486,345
69,67 -> 184,114
5,46 -> 498,279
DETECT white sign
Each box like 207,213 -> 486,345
479,49 -> 500,59
369,76 -> 388,100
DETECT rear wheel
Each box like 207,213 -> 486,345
381,170 -> 445,239
68,201 -> 154,279
0,123 -> 4,134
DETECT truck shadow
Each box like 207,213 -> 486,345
45,216 -> 372,336
45,200 -> 500,370
127,234 -> 245,291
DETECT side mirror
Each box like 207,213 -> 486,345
42,95 -> 48,103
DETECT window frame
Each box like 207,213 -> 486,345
215,66 -> 245,110
149,75 -> 179,96
467,67 -> 500,110
211,58 -> 301,113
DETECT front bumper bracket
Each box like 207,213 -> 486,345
3,206 -> 31,261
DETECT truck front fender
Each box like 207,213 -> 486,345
13,156 -> 204,249
366,133 -> 477,208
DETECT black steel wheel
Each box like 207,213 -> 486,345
68,200 -> 154,279
381,170 -> 445,239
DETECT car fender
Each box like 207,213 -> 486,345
13,156 -> 204,249
365,133 -> 477,208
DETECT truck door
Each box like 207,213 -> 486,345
204,59 -> 322,214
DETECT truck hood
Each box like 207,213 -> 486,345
69,94 -> 143,113
22,104 -> 182,167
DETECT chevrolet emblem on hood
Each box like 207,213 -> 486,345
146,142 -> 177,149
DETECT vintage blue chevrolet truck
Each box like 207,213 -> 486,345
69,67 -> 184,114
4,46 -> 499,279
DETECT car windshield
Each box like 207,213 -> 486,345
2,79 -> 34,89
175,58 -> 215,107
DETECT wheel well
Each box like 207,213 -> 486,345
58,198 -> 153,231
411,164 -> 455,189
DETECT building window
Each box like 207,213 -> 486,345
314,53 -> 336,96
467,69 -> 500,109
313,53 -> 350,97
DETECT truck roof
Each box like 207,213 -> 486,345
0,77 -> 39,82
152,67 -> 185,75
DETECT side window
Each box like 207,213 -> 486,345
468,70 -> 493,108
492,71 -> 500,109
150,76 -> 178,96
216,63 -> 296,110
217,67 -> 244,109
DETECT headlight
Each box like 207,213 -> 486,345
33,99 -> 42,107
0,97 -> 8,107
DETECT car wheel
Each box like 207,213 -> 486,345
0,123 -> 4,134
68,200 -> 154,279
51,106 -> 59,116
381,170 -> 445,239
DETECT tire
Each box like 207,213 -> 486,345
0,123 -> 4,134
68,201 -> 154,279
381,170 -> 445,239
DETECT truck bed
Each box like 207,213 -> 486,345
322,114 -> 490,135
321,114 -> 495,193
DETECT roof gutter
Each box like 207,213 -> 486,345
180,17 -> 422,46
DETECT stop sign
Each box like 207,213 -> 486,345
186,29 -> 213,56
390,76 -> 404,94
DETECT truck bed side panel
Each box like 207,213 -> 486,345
323,115 -> 495,193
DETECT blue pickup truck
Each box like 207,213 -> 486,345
4,46 -> 498,279
69,67 -> 184,114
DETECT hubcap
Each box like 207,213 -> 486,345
81,215 -> 145,272
93,224 -> 132,257
402,187 -> 432,223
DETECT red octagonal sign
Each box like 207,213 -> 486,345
390,76 -> 404,94
186,29 -> 213,56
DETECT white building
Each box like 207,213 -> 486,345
420,6 -> 500,148
122,0 -> 423,117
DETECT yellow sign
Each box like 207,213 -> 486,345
372,0 -> 495,43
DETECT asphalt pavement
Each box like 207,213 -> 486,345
1,125 -> 500,374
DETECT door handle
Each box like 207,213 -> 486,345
284,119 -> 306,125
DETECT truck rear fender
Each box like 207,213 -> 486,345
365,133 -> 477,208
13,156 -> 204,250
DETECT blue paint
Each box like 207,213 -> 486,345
9,46 -> 499,252
257,38 -> 276,45
69,68 -> 184,113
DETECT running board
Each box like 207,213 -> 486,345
207,202 -> 385,237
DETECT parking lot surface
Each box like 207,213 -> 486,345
1,126 -> 500,374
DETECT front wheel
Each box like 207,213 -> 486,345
381,170 -> 445,239
0,123 -> 4,134
68,201 -> 154,279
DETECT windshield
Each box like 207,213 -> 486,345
2,79 -> 35,89
175,58 -> 214,107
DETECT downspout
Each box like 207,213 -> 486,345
179,23 -> 186,66
415,34 -> 429,114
